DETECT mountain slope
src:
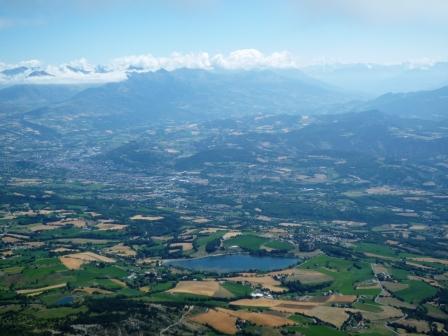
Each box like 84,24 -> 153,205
365,85 -> 448,119
27,68 -> 350,127
0,84 -> 86,116
303,62 -> 448,96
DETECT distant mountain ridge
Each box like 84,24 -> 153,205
26,68 -> 351,126
365,85 -> 448,119
303,62 -> 448,96
0,84 -> 86,116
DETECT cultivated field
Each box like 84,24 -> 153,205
190,309 -> 237,334
130,215 -> 164,221
224,275 -> 285,292
410,257 -> 448,266
269,268 -> 333,284
190,308 -> 294,335
168,280 -> 233,298
17,283 -> 66,295
169,242 -> 193,251
230,295 -> 357,328
105,243 -> 136,257
59,252 -> 115,270
96,223 -> 127,231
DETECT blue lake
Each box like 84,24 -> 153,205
165,254 -> 298,273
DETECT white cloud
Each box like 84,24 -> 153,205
111,49 -> 298,73
212,49 -> 297,69
111,52 -> 214,72
0,49 -> 441,85
0,49 -> 301,85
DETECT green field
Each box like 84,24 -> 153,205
355,243 -> 397,257
394,280 -> 437,304
287,324 -> 348,336
221,281 -> 252,298
224,234 -> 293,252
299,254 -> 375,295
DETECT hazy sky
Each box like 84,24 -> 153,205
1,0 -> 448,65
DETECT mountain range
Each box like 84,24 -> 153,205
0,68 -> 447,125
23,68 -> 350,126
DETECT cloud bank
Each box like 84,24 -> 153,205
0,49 -> 443,85
0,49 -> 299,85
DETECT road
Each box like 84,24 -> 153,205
159,305 -> 193,336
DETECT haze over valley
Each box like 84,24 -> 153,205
1,1 -> 448,335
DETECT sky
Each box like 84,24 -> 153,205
1,0 -> 448,67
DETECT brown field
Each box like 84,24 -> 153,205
266,227 -> 288,235
190,309 -> 238,334
425,303 -> 448,320
59,252 -> 115,270
326,294 -> 357,303
110,278 -> 127,287
231,295 -> 355,328
382,281 -> 409,292
356,283 -> 380,290
225,275 -> 286,292
96,223 -> 127,231
1,236 -> 22,243
23,241 -> 45,249
218,308 -> 294,327
395,319 -> 429,333
357,305 -> 403,321
105,243 -> 137,257
63,219 -> 87,228
139,286 -> 150,293
130,215 -> 164,221
4,233 -> 29,240
300,306 -> 349,329
75,287 -> 113,295
199,227 -> 221,234
408,275 -> 442,288
371,263 -> 388,275
2,250 -> 14,257
191,308 -> 294,335
410,257 -> 448,266
28,223 -> 63,232
405,261 -> 432,270
231,298 -> 317,308
169,242 -> 193,251
231,299 -> 348,328
377,297 -> 416,309
222,231 -> 241,240
269,268 -> 333,285
17,283 -> 66,295
105,243 -> 136,257
168,280 -> 233,298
